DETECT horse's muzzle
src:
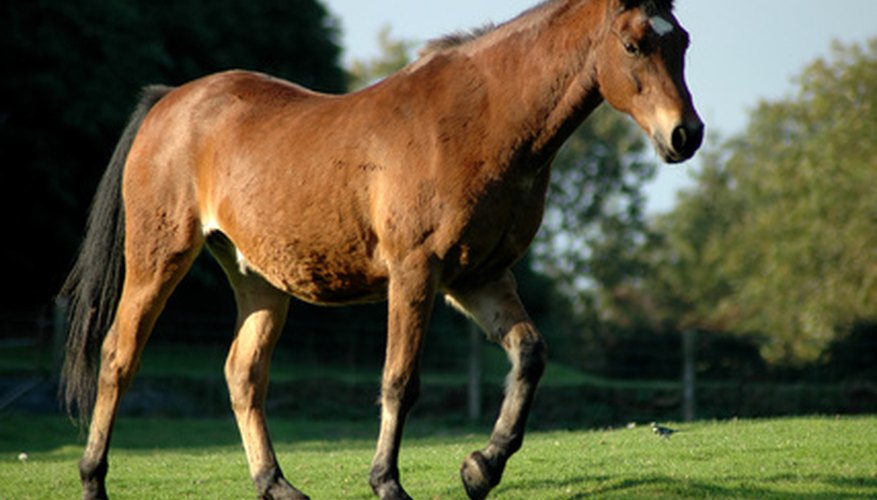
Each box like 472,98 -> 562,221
656,120 -> 704,164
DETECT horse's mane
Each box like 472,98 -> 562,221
419,1 -> 557,56
420,23 -> 499,56
623,0 -> 674,14
420,0 -> 675,57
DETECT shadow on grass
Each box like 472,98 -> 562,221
0,411 -> 488,454
499,474 -> 877,499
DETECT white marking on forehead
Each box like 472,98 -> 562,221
201,216 -> 220,236
649,16 -> 674,37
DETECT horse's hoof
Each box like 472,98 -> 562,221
257,471 -> 309,500
262,485 -> 309,500
261,487 -> 309,500
82,483 -> 108,500
262,488 -> 311,500
372,481 -> 413,500
460,451 -> 498,500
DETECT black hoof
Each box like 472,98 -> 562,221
460,451 -> 503,500
369,463 -> 412,500
255,468 -> 309,500
372,482 -> 413,500
82,479 -> 108,500
262,482 -> 309,500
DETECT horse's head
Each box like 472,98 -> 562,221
595,0 -> 703,163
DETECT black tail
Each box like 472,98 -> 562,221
58,85 -> 173,424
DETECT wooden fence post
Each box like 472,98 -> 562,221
682,328 -> 696,422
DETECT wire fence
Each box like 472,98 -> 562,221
2,302 -> 876,424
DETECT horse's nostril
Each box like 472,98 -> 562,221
671,123 -> 704,156
672,125 -> 688,152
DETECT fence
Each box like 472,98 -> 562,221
2,302 -> 876,425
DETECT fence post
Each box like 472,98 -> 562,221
682,328 -> 696,422
467,321 -> 483,421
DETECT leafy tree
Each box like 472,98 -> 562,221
524,105 -> 658,372
643,150 -> 741,332
531,106 -> 656,313
648,39 -> 877,364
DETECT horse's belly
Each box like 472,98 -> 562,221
276,257 -> 388,305
238,233 -> 388,306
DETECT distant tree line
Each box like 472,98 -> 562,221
601,39 -> 877,377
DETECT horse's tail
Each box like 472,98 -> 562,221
58,85 -> 173,424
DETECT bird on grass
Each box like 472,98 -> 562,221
651,422 -> 677,439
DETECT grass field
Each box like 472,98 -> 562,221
1,414 -> 875,498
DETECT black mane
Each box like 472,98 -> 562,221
622,0 -> 675,13
420,23 -> 498,55
420,0 -> 675,56
419,0 -> 558,56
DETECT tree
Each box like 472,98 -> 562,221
532,104 -> 656,294
647,38 -> 877,364
643,149 -> 741,332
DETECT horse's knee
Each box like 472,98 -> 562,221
509,330 -> 547,383
224,357 -> 263,412
382,371 -> 420,413
523,336 -> 547,379
97,334 -> 142,393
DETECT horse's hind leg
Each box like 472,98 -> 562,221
80,210 -> 202,499
446,271 -> 547,500
206,235 -> 304,500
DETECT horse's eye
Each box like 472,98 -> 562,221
624,42 -> 640,56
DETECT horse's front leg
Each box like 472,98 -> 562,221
446,270 -> 547,500
369,253 -> 437,500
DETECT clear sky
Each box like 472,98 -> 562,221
322,0 -> 877,213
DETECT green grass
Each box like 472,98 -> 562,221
1,414 -> 875,498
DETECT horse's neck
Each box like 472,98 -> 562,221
468,0 -> 607,162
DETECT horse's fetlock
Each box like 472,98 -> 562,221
79,457 -> 109,500
79,456 -> 108,481
370,464 -> 411,500
369,462 -> 396,490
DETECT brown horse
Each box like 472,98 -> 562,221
60,0 -> 702,498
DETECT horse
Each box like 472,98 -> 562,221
59,0 -> 702,498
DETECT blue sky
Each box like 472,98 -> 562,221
322,0 -> 877,213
